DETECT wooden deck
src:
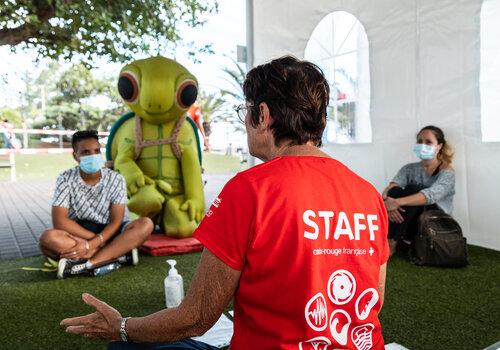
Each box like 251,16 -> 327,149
0,173 -> 233,260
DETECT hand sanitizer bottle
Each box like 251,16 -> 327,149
164,259 -> 184,308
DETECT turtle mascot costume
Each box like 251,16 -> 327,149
106,56 -> 204,238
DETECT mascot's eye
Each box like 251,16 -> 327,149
176,79 -> 198,109
118,71 -> 139,103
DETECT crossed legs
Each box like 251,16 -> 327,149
39,217 -> 153,267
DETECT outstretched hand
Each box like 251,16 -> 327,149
60,293 -> 122,341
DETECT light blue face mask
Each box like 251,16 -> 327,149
413,143 -> 436,160
79,154 -> 104,174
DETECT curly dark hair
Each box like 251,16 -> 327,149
72,130 -> 99,151
243,55 -> 330,147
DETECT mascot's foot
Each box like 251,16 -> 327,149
162,195 -> 198,238
128,185 -> 163,217
164,221 -> 197,239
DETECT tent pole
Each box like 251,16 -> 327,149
246,0 -> 257,168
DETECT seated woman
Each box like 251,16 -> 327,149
382,125 -> 455,256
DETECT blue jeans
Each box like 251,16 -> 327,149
108,339 -> 219,350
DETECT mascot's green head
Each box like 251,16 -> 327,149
117,56 -> 198,125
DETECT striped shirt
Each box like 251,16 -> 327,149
52,167 -> 127,224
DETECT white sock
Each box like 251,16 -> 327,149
85,261 -> 93,269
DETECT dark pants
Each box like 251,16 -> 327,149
387,184 -> 438,241
76,219 -> 130,239
108,339 -> 218,350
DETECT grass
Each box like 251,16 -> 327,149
0,252 -> 205,350
0,153 -> 76,182
0,246 -> 498,349
201,152 -> 246,174
0,152 -> 246,182
379,245 -> 500,349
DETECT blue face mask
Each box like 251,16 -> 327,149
79,154 -> 104,174
413,144 -> 436,160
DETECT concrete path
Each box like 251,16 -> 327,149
0,173 -> 234,260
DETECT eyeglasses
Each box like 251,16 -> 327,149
234,103 -> 253,124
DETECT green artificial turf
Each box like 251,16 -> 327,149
0,152 -> 245,182
0,246 -> 498,350
0,253 -> 205,350
379,245 -> 500,349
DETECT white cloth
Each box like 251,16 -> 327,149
192,313 -> 233,348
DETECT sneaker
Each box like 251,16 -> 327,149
91,261 -> 121,277
57,259 -> 89,279
117,248 -> 139,266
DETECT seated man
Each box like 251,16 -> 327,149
39,130 -> 153,279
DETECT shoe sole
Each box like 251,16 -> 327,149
57,258 -> 67,279
131,248 -> 139,266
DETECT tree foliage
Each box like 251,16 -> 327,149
197,90 -> 225,123
209,59 -> 246,132
27,63 -> 126,131
0,107 -> 23,126
0,0 -> 218,65
219,59 -> 245,105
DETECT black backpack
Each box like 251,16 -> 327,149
410,210 -> 468,267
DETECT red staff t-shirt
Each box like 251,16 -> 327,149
194,156 -> 389,350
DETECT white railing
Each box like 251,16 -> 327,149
0,128 -> 110,182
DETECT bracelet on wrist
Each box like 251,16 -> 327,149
97,233 -> 105,247
120,317 -> 131,342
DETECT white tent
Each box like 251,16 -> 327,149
248,0 -> 500,250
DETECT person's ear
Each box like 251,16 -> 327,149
73,151 -> 79,163
258,102 -> 272,130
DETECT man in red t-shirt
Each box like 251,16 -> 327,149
61,56 -> 388,350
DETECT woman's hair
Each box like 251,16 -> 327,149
242,55 -> 330,147
418,125 -> 454,166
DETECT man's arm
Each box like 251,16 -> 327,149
61,248 -> 241,342
88,203 -> 125,250
52,206 -> 95,240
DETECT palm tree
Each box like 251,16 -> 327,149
220,59 -> 246,105
197,90 -> 227,141
209,58 -> 247,133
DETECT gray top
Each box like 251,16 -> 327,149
52,167 -> 128,224
391,162 -> 455,215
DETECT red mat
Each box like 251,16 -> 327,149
140,234 -> 204,256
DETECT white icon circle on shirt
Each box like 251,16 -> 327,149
327,269 -> 356,305
351,323 -> 375,350
355,288 -> 379,321
305,292 -> 328,331
329,309 -> 351,346
298,336 -> 332,350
